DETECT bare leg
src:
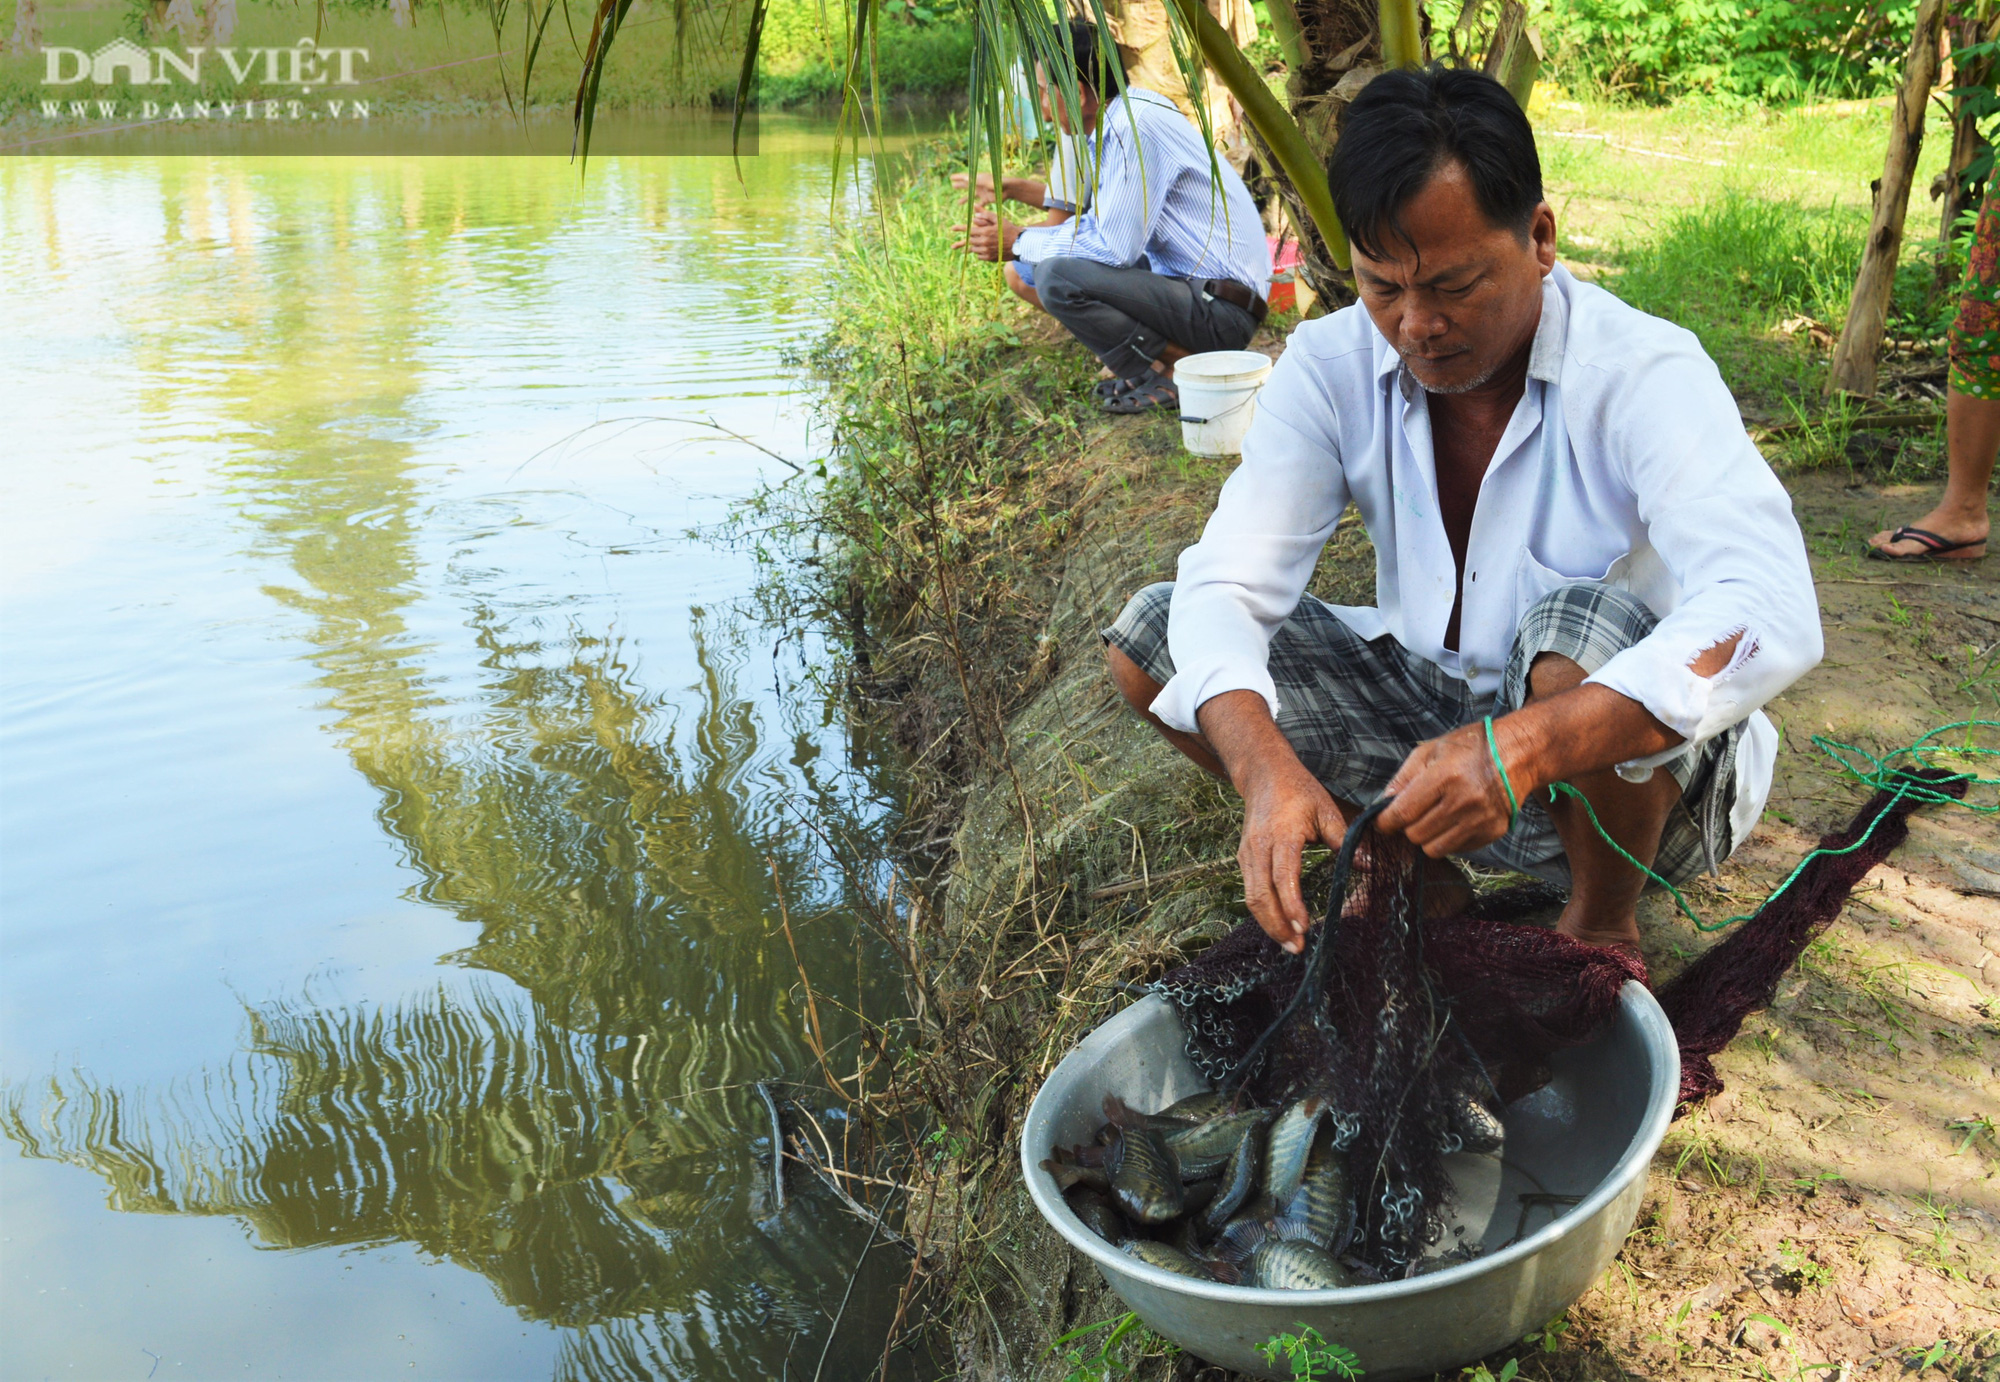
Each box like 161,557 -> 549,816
1868,386 -> 1998,558
1003,261 -> 1044,312
1108,642 -> 1472,915
1152,342 -> 1191,380
1108,642 -> 1226,777
1526,652 -> 1682,949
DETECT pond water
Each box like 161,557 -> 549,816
1,122 -> 941,1380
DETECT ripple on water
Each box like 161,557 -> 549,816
1,146 -> 935,1380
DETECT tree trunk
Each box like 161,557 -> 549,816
1194,0 -> 1403,307
8,0 -> 40,53
1934,13 -> 1999,271
1481,0 -> 1541,110
1173,0 -> 1350,288
1825,0 -> 1947,399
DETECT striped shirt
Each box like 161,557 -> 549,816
1012,88 -> 1272,299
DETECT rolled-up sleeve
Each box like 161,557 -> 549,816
1011,120 -> 1152,270
1577,342 -> 1823,765
1151,350 -> 1352,733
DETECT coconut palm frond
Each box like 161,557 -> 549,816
557,0 -> 1437,293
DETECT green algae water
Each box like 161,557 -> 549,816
0,129 -> 937,1380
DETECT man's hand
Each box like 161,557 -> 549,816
949,171 -> 1000,207
1238,755 -> 1349,954
949,207 -> 1021,263
1377,719 -> 1522,858
1196,689 -> 1348,955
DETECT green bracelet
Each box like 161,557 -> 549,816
1483,714 -> 1520,826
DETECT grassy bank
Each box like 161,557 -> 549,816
765,98 -> 1998,1381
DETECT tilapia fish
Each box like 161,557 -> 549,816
1040,1142 -> 1110,1192
1157,1091 -> 1231,1125
1163,1109 -> 1273,1179
1123,1240 -> 1238,1283
1250,1239 -> 1354,1290
1109,1125 -> 1184,1224
1264,1095 -> 1333,1205
1064,1186 -> 1126,1244
1276,1140 -> 1351,1250
1044,1086 -> 1404,1291
1199,1119 -> 1266,1233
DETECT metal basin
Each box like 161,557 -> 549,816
1020,986 -> 1678,1380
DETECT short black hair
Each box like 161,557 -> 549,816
1328,65 -> 1543,263
1051,18 -> 1117,96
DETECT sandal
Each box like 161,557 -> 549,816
1866,525 -> 1988,562
1102,373 -> 1178,414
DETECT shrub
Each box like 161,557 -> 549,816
756,0 -> 974,105
1539,0 -> 1919,102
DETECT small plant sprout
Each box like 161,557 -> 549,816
1775,1241 -> 1833,1291
1906,1338 -> 1961,1374
1051,1313 -> 1178,1381
1259,1324 -> 1364,1381
1460,1359 -> 1519,1382
1947,1115 -> 1997,1156
1914,1189 -> 1972,1282
1523,1310 -> 1573,1353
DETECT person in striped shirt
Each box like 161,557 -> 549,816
952,19 -> 1272,414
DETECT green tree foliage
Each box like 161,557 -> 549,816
1540,0 -> 1921,101
755,0 -> 975,104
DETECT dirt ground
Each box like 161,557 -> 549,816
1532,471 -> 2000,1382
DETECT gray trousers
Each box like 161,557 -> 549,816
1035,257 -> 1258,378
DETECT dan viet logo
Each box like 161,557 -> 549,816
39,36 -> 373,121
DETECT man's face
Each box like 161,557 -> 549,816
1036,67 -> 1097,135
1351,161 -> 1557,395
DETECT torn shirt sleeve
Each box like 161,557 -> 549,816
1577,341 -> 1823,769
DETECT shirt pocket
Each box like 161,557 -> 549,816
1516,546 -> 1614,612
1517,544 -> 1680,621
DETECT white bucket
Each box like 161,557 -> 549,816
1176,349 -> 1273,457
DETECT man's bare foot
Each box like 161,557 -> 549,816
1555,901 -> 1641,950
1421,858 -> 1475,920
1867,502 -> 1989,560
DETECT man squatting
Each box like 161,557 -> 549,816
1105,67 -> 1824,953
955,19 -> 1272,415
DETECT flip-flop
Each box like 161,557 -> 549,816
1866,525 -> 1988,562
1102,373 -> 1178,414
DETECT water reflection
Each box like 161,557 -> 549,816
3,147 -> 931,1378
7,615 -> 919,1376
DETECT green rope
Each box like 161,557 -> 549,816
1483,714 -> 1520,826
1536,718 -> 1999,933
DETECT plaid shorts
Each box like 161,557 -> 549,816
1104,580 -> 1740,886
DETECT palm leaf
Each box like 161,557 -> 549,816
731,0 -> 771,177
1167,0 -> 1350,265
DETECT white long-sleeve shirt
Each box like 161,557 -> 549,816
1012,88 -> 1271,297
1156,263 -> 1823,842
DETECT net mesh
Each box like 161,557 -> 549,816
1150,768 -> 1965,1278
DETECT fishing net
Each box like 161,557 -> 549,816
1151,764 -> 1973,1278
1659,765 -> 1969,1105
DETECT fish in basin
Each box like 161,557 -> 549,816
1043,1085 -> 1488,1289
1250,1239 -> 1355,1289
